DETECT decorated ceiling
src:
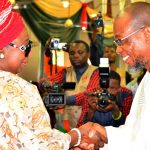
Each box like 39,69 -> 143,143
11,0 -> 150,45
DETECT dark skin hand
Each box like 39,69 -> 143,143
68,122 -> 108,150
87,94 -> 120,119
80,122 -> 107,149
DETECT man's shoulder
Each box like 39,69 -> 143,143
65,66 -> 73,73
66,66 -> 73,70
89,65 -> 98,70
87,65 -> 98,74
65,65 -> 98,70
120,86 -> 132,92
120,87 -> 133,97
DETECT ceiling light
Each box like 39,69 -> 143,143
62,1 -> 69,8
81,26 -> 87,30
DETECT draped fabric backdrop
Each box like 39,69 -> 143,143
20,3 -> 82,45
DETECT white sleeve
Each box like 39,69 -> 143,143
100,124 -> 130,150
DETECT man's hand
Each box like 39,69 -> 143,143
87,94 -> 98,111
87,93 -> 119,112
69,122 -> 107,149
97,99 -> 119,112
87,92 -> 120,119
96,99 -> 120,119
86,94 -> 98,120
78,122 -> 108,150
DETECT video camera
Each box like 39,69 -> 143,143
43,82 -> 76,109
49,38 -> 69,51
96,58 -> 116,108
91,11 -> 104,29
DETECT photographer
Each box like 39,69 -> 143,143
84,71 -> 133,127
89,12 -> 104,66
39,40 -> 100,130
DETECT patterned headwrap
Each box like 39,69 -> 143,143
0,0 -> 25,48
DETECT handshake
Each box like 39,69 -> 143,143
68,122 -> 108,150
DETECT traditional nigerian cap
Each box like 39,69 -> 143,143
0,0 -> 25,48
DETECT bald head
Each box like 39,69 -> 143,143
114,2 -> 150,72
116,2 -> 150,29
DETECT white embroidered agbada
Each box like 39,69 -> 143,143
0,71 -> 70,150
101,71 -> 150,150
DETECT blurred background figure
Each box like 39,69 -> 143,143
103,45 -> 130,86
126,68 -> 146,97
103,46 -> 117,71
89,13 -> 104,67
89,20 -> 130,87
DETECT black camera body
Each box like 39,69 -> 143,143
95,89 -> 116,109
97,58 -> 114,108
43,82 -> 76,108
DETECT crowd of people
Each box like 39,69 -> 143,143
39,40 -> 100,130
1,0 -> 150,150
39,39 -> 133,131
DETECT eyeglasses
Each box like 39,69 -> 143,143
114,26 -> 145,46
9,40 -> 32,57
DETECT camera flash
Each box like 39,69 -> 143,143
99,58 -> 109,67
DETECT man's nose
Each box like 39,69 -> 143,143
73,52 -> 80,57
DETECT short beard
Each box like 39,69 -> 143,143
134,61 -> 145,70
129,61 -> 145,73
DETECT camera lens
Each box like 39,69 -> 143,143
98,96 -> 109,108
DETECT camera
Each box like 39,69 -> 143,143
97,58 -> 114,108
91,11 -> 104,29
95,89 -> 116,109
50,38 -> 68,51
99,58 -> 109,89
43,82 -> 76,109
